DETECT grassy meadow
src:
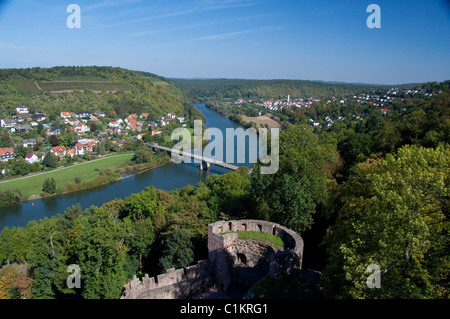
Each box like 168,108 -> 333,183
0,153 -> 134,198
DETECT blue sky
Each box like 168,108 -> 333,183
0,0 -> 449,84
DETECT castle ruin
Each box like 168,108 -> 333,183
121,219 -> 304,299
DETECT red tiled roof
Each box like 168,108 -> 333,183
51,145 -> 66,152
127,116 -> 138,126
0,147 -> 14,156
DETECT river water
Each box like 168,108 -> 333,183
0,103 -> 255,230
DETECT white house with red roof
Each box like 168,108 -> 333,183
125,116 -> 139,131
74,122 -> 90,135
50,145 -> 66,158
60,112 -> 71,119
151,129 -> 162,136
25,153 -> 39,164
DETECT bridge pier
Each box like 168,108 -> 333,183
200,161 -> 210,171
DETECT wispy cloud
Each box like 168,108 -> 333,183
0,42 -> 25,50
189,26 -> 274,41
103,0 -> 264,28
129,14 -> 271,37
84,0 -> 143,12
129,24 -> 205,37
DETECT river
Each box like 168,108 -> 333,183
0,103 -> 255,230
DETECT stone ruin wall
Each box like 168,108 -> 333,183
121,259 -> 212,299
121,219 -> 304,299
208,220 -> 304,293
208,219 -> 304,266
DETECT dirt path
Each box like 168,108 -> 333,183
41,80 -> 113,83
34,81 -> 42,91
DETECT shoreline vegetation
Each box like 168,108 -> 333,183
0,152 -> 172,208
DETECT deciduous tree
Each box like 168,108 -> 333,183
323,145 -> 449,298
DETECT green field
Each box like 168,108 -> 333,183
13,79 -> 40,93
221,231 -> 285,249
0,153 -> 134,198
37,80 -> 135,92
12,78 -> 135,94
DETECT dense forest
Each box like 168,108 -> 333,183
0,76 -> 448,299
172,78 -> 390,100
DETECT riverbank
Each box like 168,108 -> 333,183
0,102 -> 246,230
202,99 -> 286,129
34,156 -> 171,204
0,153 -> 171,207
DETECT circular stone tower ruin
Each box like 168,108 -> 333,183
122,219 -> 304,299
207,220 -> 304,298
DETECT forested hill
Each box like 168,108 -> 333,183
0,66 -> 191,119
171,78 -> 395,100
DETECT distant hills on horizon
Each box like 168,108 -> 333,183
0,65 -> 445,103
0,65 -> 434,88
169,77 -> 427,88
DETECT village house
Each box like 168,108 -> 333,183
84,141 -> 97,152
50,145 -> 67,158
11,124 -> 32,133
16,106 -> 29,114
96,111 -> 105,117
74,123 -> 90,135
68,118 -> 79,126
151,129 -> 162,136
47,127 -> 61,136
108,120 -> 121,128
33,113 -> 46,122
1,119 -> 16,128
125,116 -> 139,131
25,153 -> 39,164
60,112 -> 71,119
74,143 -> 85,156
76,111 -> 91,119
140,113 -> 149,119
15,113 -> 32,122
22,138 -> 37,148
107,127 -> 121,135
147,121 -> 157,129
66,149 -> 76,158
0,147 -> 15,162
